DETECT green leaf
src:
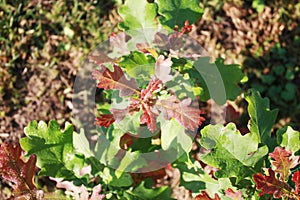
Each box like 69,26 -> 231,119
200,123 -> 268,182
124,179 -> 173,200
193,57 -> 244,104
156,0 -> 203,30
276,126 -> 300,154
118,51 -> 156,85
173,153 -> 233,198
73,128 -> 94,158
101,167 -> 133,187
160,118 -> 193,152
245,89 -> 278,147
20,121 -> 84,180
95,128 -> 148,173
114,111 -> 142,135
118,0 -> 157,42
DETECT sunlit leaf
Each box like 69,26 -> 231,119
92,64 -> 138,97
0,142 -> 41,199
156,0 -> 203,30
253,168 -> 291,198
200,123 -> 268,182
246,89 -> 278,148
269,147 -> 299,181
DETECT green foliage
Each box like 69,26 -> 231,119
245,89 -> 278,149
191,57 -> 245,104
118,0 -> 157,41
118,51 -> 156,85
156,0 -> 203,30
200,123 -> 268,182
276,126 -> 300,153
20,120 -> 85,180
123,179 -> 173,200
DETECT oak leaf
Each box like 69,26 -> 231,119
253,168 -> 291,198
95,114 -> 115,128
92,64 -> 138,97
139,79 -> 162,132
0,142 -> 40,199
269,147 -> 299,181
158,96 -> 203,131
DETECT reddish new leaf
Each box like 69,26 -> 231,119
269,147 -> 300,181
158,96 -> 204,131
141,79 -> 162,101
95,114 -> 115,128
139,79 -> 162,132
140,102 -> 158,132
195,191 -> 220,200
92,64 -> 138,96
253,168 -> 291,198
224,188 -> 243,200
0,142 -> 39,198
292,171 -> 300,195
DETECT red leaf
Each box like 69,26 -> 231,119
155,55 -> 173,83
158,96 -> 204,131
139,79 -> 162,132
92,64 -> 138,97
224,188 -> 243,200
195,191 -> 220,200
269,147 -> 300,181
292,171 -> 300,195
253,168 -> 291,198
141,79 -> 162,101
95,114 -> 115,128
0,142 -> 39,198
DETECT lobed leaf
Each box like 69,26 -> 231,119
20,120 -> 84,180
200,123 -> 268,182
253,168 -> 292,198
269,147 -> 299,181
118,0 -> 157,42
95,114 -> 115,128
245,89 -> 278,147
156,0 -> 203,30
193,57 -> 244,104
158,95 -> 203,131
118,51 -> 156,85
92,64 -> 138,97
276,126 -> 300,153
139,79 -> 162,132
0,142 -> 40,199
